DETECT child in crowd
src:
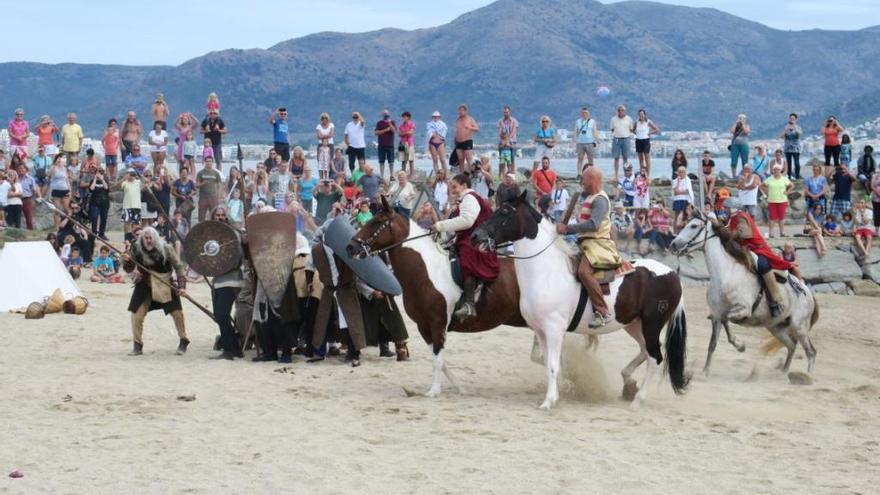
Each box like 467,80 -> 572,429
332,148 -> 347,180
633,165 -> 650,210
823,214 -> 842,237
317,145 -> 331,182
60,235 -> 76,263
550,178 -> 569,223
203,138 -> 214,162
356,199 -> 373,226
206,92 -> 221,113
67,246 -> 84,279
780,241 -> 802,279
227,188 -> 244,227
342,178 -> 361,212
155,214 -> 174,244
701,150 -> 716,201
840,134 -> 852,165
91,246 -> 123,283
498,131 -> 513,177
182,130 -> 197,172
840,211 -> 855,235
804,203 -> 827,257
853,199 -> 874,258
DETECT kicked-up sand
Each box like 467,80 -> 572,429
0,281 -> 878,494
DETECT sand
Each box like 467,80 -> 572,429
0,281 -> 878,494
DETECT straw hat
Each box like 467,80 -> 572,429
63,296 -> 89,315
44,289 -> 65,314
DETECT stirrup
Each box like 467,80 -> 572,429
588,311 -> 611,328
454,302 -> 476,320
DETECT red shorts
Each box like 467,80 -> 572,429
856,227 -> 875,238
768,202 -> 787,221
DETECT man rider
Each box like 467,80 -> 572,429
719,196 -> 792,317
556,167 -> 622,328
432,173 -> 500,320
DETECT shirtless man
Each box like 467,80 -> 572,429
454,104 -> 480,172
151,93 -> 170,129
121,112 -> 143,162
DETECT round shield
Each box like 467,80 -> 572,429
183,221 -> 243,277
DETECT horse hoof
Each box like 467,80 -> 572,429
622,380 -> 639,402
539,400 -> 555,410
629,399 -> 642,411
424,388 -> 441,398
788,371 -> 813,386
735,344 -> 746,353
702,366 -> 711,377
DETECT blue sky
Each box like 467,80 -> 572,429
1,0 -> 877,65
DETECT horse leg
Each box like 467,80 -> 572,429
772,328 -> 797,373
531,331 -> 547,365
622,323 -> 647,402
539,326 -> 564,410
796,330 -> 817,373
723,320 -> 746,352
703,318 -> 721,376
631,319 -> 664,410
442,357 -> 464,394
631,356 -> 658,411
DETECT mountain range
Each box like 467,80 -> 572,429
1,0 -> 879,142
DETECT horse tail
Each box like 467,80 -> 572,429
809,296 -> 820,330
664,299 -> 690,395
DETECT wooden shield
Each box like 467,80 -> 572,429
246,212 -> 297,307
183,221 -> 242,277
324,215 -> 403,296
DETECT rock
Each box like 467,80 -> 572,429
848,279 -> 880,297
788,371 -> 813,386
811,282 -> 852,295
863,262 -> 880,285
798,248 -> 863,284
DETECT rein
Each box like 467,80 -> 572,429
674,219 -> 716,272
354,217 -> 434,257
495,237 -> 558,260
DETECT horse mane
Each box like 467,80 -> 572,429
538,218 -> 578,257
406,218 -> 449,257
711,223 -> 754,271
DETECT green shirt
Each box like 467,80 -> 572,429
352,168 -> 365,187
765,176 -> 791,204
197,168 -> 223,200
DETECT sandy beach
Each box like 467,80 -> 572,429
1,281 -> 878,494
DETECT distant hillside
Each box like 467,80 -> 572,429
1,0 -> 879,141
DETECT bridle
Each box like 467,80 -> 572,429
675,216 -> 716,256
486,203 -> 559,260
353,216 -> 432,258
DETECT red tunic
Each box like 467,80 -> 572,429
454,192 -> 500,281
728,211 -> 792,270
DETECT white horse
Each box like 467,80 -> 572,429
472,196 -> 690,409
669,214 -> 818,375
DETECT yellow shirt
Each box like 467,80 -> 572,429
61,123 -> 84,152
122,180 -> 142,209
765,176 -> 791,204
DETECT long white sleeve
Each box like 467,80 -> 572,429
434,192 -> 480,233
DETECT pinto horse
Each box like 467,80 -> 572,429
347,196 -> 527,397
471,193 -> 690,409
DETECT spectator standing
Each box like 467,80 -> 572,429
32,145 -> 51,197
17,164 -> 38,230
531,156 -> 557,215
617,163 -> 636,207
388,171 -> 417,217
0,172 -> 9,227
471,156 -> 494,201
120,170 -> 142,239
121,112 -> 143,162
804,164 -> 829,215
344,112 -> 366,172
822,116 -> 844,173
872,171 -> 880,235
728,114 -> 750,177
7,108 -> 29,157
551,178 -> 570,223
840,134 -> 853,165
634,164 -> 651,210
374,109 -> 397,179
533,116 -> 557,172
297,165 -> 319,213
398,112 -> 416,178
102,118 -> 120,179
671,149 -> 688,180
332,148 -> 346,179
268,160 -> 295,211
124,144 -> 149,175
432,170 -> 449,215
60,113 -> 84,160
701,150 -> 716,201
782,113 -> 802,179
761,164 -> 793,238
88,166 -> 110,239
830,162 -> 857,221
172,167 -> 196,226
290,146 -> 307,178
316,113 -> 335,180
196,156 -> 224,222
262,148 -> 279,173
35,115 -> 59,156
148,121 -> 168,169
357,164 -> 383,212
78,152 -> 98,205
269,107 -> 291,161
454,104 -> 480,172
4,172 -> 23,229
313,179 -> 343,224
736,163 -> 760,218
671,166 -> 694,232
751,145 -> 770,177
497,106 -> 519,173
173,112 -> 199,169
609,105 -> 634,181
426,111 -> 449,174
769,149 -> 786,180
574,106 -> 600,171
151,93 -> 170,129
857,145 -> 875,192
48,154 -> 72,230
201,109 -> 227,169
633,109 -> 660,177
647,200 -> 674,251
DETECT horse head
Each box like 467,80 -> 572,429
669,209 -> 714,255
472,191 -> 542,252
347,195 -> 410,259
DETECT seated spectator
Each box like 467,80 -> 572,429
67,246 -> 84,279
413,202 -> 440,230
829,162 -> 857,221
853,199 -> 874,258
550,178 -> 570,223
342,177 -> 361,212
610,201 -> 634,252
60,234 -> 75,263
804,164 -> 829,215
840,210 -> 855,236
356,199 -> 374,226
671,166 -> 694,232
823,214 -> 843,237
804,203 -> 827,257
857,145 -> 875,192
91,245 -> 124,283
647,199 -> 674,252
700,150 -> 716,201
633,165 -> 650,210
495,173 -> 521,209
780,240 -> 802,280
617,163 -> 636,207
632,209 -> 649,255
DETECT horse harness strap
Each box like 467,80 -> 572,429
566,286 -> 589,333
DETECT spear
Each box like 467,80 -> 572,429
39,198 -> 216,322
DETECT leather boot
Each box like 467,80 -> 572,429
379,342 -> 395,358
128,342 -> 143,356
176,338 -> 190,356
762,272 -> 786,317
454,278 -> 477,320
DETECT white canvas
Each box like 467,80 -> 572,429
0,241 -> 82,312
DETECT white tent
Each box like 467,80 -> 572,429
0,241 -> 82,312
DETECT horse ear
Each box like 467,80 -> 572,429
517,190 -> 528,203
380,194 -> 391,212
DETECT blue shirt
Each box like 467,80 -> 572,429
125,154 -> 148,174
537,127 -> 556,141
18,174 -> 36,197
273,119 -> 289,143
32,155 -> 51,174
805,175 -> 826,196
575,118 -> 595,144
833,171 -> 854,201
618,174 -> 636,197
299,177 -> 319,201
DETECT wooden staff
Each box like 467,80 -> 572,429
560,180 -> 582,225
39,198 -> 217,322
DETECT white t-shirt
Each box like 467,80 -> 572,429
344,121 -> 366,148
0,181 -> 9,206
149,130 -> 168,152
610,115 -> 634,139
5,183 -> 22,206
316,123 -> 335,145
552,188 -> 570,212
738,175 -> 760,206
634,120 -> 652,140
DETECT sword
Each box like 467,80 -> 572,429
39,198 -> 217,322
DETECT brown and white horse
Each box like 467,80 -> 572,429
347,196 -> 527,397
471,194 -> 690,409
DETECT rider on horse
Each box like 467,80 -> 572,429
432,173 -> 500,320
556,167 -> 622,328
721,196 -> 793,317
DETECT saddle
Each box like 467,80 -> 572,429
570,255 -> 635,295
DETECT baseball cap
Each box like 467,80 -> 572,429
432,111 -> 441,117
